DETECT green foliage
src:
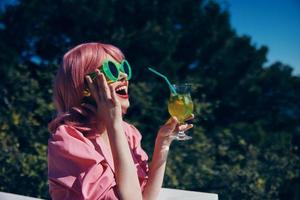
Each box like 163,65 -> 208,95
0,0 -> 299,199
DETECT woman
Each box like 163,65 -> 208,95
48,42 -> 194,200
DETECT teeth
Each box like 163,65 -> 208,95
115,86 -> 127,92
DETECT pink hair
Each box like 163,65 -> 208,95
48,42 -> 124,133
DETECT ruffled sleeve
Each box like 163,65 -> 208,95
122,122 -> 149,190
48,125 -> 118,200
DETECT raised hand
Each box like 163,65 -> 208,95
84,70 -> 122,127
157,114 -> 194,143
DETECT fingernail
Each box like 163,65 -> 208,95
86,76 -> 92,82
99,72 -> 105,78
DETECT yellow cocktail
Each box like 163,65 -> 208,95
168,94 -> 193,123
168,83 -> 193,140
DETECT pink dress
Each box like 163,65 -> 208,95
48,121 -> 149,200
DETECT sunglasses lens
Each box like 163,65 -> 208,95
107,61 -> 119,79
123,62 -> 130,75
122,61 -> 132,80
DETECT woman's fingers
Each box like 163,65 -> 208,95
85,70 -> 116,110
166,117 -> 178,131
109,84 -> 119,105
85,75 -> 100,104
177,123 -> 194,132
184,113 -> 195,121
157,117 -> 178,138
165,114 -> 194,132
165,116 -> 178,125
157,115 -> 194,141
96,70 -> 111,101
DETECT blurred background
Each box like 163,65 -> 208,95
0,0 -> 299,199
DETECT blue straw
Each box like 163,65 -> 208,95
148,67 -> 177,94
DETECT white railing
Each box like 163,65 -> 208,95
159,188 -> 218,200
0,189 -> 219,200
0,192 -> 42,200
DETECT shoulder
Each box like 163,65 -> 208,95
50,124 -> 86,142
122,122 -> 149,163
122,121 -> 142,138
122,121 -> 143,147
48,124 -> 93,152
48,124 -> 103,163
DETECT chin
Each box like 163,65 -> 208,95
121,101 -> 130,115
121,105 -> 129,115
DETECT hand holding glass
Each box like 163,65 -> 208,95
168,84 -> 194,140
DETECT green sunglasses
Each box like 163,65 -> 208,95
88,59 -> 132,83
83,59 -> 132,97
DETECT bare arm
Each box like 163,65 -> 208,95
86,72 -> 142,200
107,121 -> 142,200
142,117 -> 194,200
142,136 -> 172,200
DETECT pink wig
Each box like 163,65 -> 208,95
49,42 -> 124,133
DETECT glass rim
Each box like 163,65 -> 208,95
172,83 -> 193,90
170,83 -> 193,94
172,83 -> 192,87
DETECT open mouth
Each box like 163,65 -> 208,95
115,85 -> 128,98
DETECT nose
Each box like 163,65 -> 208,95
119,71 -> 127,81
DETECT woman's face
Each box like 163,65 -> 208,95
110,72 -> 130,114
106,56 -> 130,114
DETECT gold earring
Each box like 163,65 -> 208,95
83,89 -> 91,97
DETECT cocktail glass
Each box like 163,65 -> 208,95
168,83 -> 194,140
